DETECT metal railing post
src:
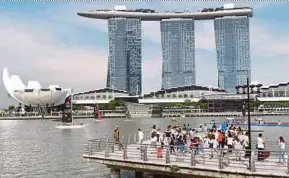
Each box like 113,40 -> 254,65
218,149 -> 224,169
98,138 -> 102,151
143,145 -> 148,161
191,148 -> 196,166
105,138 -> 110,158
166,147 -> 170,164
128,134 -> 131,144
287,152 -> 289,174
250,150 -> 256,172
123,144 -> 128,159
111,143 -> 115,153
134,133 -> 137,144
88,141 -> 92,156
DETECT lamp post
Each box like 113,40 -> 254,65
246,77 -> 252,170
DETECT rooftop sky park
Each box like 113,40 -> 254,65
77,5 -> 253,21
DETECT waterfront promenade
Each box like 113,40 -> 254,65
1,111 -> 289,120
83,134 -> 289,178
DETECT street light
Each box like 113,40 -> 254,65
236,79 -> 262,170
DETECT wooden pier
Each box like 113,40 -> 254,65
83,135 -> 289,178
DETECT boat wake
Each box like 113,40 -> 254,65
55,124 -> 86,129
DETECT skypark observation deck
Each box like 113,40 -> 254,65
77,8 -> 253,21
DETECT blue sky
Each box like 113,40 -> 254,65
0,1 -> 289,107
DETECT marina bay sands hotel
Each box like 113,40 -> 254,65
78,4 -> 253,95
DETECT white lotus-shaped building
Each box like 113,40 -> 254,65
2,67 -> 71,106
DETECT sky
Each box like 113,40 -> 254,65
0,1 -> 289,108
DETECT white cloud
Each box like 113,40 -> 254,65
0,16 -> 109,107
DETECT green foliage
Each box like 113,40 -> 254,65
8,105 -> 15,111
99,98 -> 125,110
170,165 -> 180,172
73,105 -> 86,110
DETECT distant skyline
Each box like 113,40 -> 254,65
0,2 -> 289,107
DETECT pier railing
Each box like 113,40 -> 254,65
84,137 -> 289,175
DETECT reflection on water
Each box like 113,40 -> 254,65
0,116 -> 288,178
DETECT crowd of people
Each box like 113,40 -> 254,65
143,123 -> 287,164
112,123 -> 287,164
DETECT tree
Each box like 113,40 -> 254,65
103,95 -> 107,99
189,94 -> 194,98
178,94 -> 183,98
8,105 -> 15,111
172,94 -> 177,98
184,94 -> 188,98
107,98 -> 125,110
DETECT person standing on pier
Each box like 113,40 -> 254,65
257,133 -> 265,161
137,128 -> 144,144
244,132 -> 251,158
278,136 -> 286,164
113,126 -> 120,145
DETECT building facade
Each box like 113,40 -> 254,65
160,19 -> 195,89
214,16 -> 251,93
106,18 -> 142,95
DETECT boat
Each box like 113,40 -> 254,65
94,103 -> 102,123
56,95 -> 85,129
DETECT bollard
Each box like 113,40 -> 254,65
123,144 -> 128,159
166,147 -> 170,164
250,151 -> 256,172
218,149 -> 224,169
191,149 -> 196,166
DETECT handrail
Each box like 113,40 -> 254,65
84,138 -> 289,176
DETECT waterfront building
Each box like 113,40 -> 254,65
106,18 -> 142,95
2,67 -> 70,106
160,19 -> 195,89
78,5 -> 253,94
214,16 -> 251,93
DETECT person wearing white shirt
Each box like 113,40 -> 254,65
244,132 -> 250,158
279,136 -> 286,163
257,133 -> 265,161
227,132 -> 234,153
137,128 -> 144,144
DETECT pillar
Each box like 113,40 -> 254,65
110,168 -> 120,178
135,171 -> 143,178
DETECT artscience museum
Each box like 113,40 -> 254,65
2,67 -> 71,106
